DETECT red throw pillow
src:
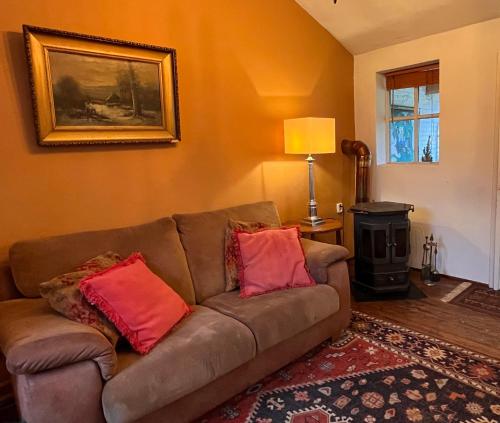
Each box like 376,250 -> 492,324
235,226 -> 315,298
80,252 -> 191,354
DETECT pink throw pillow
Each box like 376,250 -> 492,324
80,252 -> 191,354
235,226 -> 315,298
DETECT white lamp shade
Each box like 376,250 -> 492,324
284,117 -> 336,155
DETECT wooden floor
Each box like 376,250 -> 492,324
352,269 -> 500,360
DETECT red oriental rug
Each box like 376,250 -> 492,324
198,311 -> 500,423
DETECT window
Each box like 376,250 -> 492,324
385,63 -> 440,163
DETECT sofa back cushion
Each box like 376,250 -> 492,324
9,218 -> 196,304
173,201 -> 281,303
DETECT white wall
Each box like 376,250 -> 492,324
354,18 -> 500,284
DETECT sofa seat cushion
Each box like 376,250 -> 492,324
102,305 -> 256,423
202,285 -> 339,353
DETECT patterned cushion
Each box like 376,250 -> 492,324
39,252 -> 121,345
224,219 -> 268,292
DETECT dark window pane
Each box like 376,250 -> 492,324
389,88 -> 414,117
361,229 -> 372,259
418,118 -> 439,162
390,120 -> 414,163
418,84 -> 439,115
374,230 -> 387,259
394,228 -> 407,258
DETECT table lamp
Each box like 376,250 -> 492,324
284,117 -> 336,226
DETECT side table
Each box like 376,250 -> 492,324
286,219 -> 343,245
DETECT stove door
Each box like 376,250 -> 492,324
359,222 -> 391,265
391,221 -> 410,263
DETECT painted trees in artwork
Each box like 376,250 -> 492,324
117,62 -> 143,117
116,62 -> 161,118
127,62 -> 142,117
53,76 -> 86,111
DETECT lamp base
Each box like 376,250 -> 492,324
301,216 -> 325,227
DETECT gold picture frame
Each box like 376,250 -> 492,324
23,25 -> 180,146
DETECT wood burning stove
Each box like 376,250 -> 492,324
351,202 -> 414,293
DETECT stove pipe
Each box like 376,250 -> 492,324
341,139 -> 371,203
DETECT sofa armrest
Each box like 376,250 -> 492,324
326,260 -> 351,329
0,298 -> 117,380
301,238 -> 349,283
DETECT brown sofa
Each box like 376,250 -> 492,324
0,201 -> 351,423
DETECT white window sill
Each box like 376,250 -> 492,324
378,161 -> 440,167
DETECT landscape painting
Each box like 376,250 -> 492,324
48,51 -> 163,127
24,25 -> 180,145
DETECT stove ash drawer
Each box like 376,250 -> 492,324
373,271 -> 409,287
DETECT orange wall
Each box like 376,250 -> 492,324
0,0 -> 355,262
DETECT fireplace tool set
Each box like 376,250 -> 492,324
421,234 -> 440,285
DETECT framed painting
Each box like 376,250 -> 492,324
23,25 -> 180,146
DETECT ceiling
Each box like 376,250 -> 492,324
295,0 -> 500,54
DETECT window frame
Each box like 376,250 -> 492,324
385,85 -> 440,164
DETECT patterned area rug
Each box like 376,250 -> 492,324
442,282 -> 500,318
198,311 -> 500,423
